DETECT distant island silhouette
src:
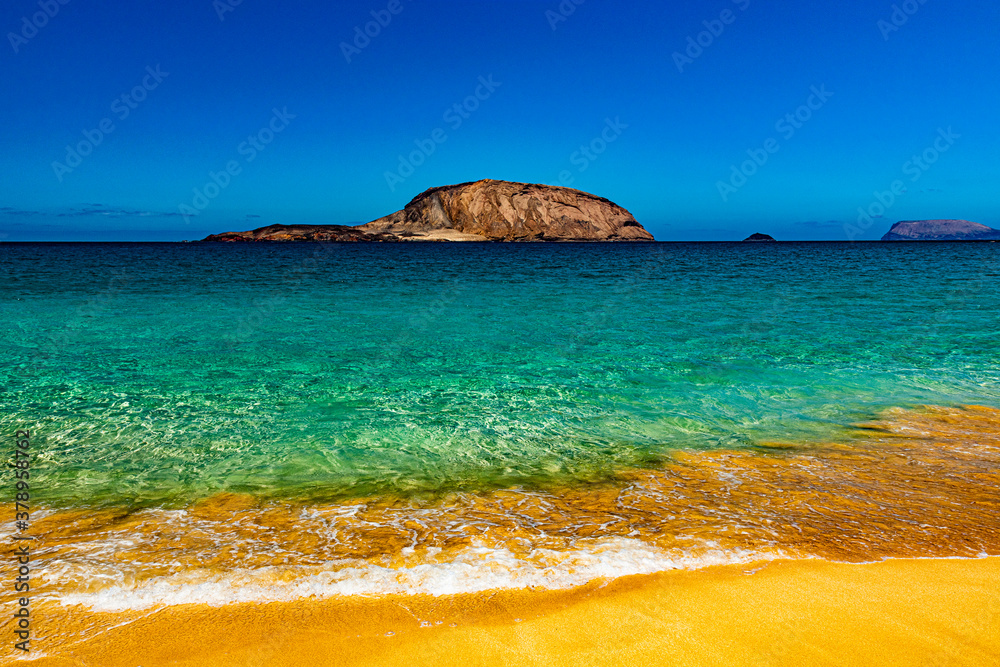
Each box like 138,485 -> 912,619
881,220 -> 1000,241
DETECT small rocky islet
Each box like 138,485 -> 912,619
881,219 -> 1000,241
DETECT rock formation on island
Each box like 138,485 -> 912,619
881,220 -> 1000,241
742,233 -> 776,242
200,180 -> 654,242
358,180 -> 653,242
199,224 -> 398,243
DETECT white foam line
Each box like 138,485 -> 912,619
57,538 -> 781,612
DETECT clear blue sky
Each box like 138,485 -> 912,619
1,0 -> 997,240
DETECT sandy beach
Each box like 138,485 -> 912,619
12,556 -> 998,666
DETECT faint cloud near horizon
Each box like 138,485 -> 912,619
0,206 -> 40,216
1,205 -> 191,240
2,204 -> 188,219
55,205 -> 185,218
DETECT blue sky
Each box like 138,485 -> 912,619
1,0 -> 997,241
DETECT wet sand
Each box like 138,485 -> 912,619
13,556 -> 1000,666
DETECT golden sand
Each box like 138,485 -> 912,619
8,556 -> 999,666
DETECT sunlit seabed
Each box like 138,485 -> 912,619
0,243 -> 998,613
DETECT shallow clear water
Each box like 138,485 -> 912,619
2,241 -> 999,508
3,241 -> 1000,612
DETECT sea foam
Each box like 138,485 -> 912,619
56,538 -> 779,612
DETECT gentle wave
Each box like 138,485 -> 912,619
7,405 -> 999,613
54,539 -> 779,611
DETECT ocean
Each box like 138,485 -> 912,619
2,241 -> 999,613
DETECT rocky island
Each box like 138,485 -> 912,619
882,220 -> 1000,241
201,180 -> 654,243
199,224 -> 399,243
743,233 -> 776,242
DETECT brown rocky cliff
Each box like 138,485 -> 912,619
358,180 -> 654,241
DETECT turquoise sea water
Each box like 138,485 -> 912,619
2,242 -> 999,509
